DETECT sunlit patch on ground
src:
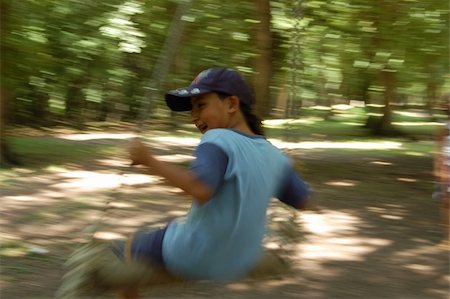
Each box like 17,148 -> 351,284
54,171 -> 123,190
297,210 -> 392,264
0,129 -> 447,299
300,211 -> 360,236
4,195 -> 36,201
404,263 -> 435,274
93,231 -> 126,240
341,122 -> 363,126
96,158 -> 130,167
325,180 -> 357,187
370,160 -> 393,165
394,110 -> 437,118
366,205 -> 407,221
393,121 -> 444,126
145,135 -> 404,151
404,151 -> 425,157
263,118 -> 321,127
121,173 -> 158,186
52,170 -> 160,191
57,133 -> 135,141
379,214 -> 404,220
269,140 -> 403,150
397,177 -> 417,183
108,201 -> 135,209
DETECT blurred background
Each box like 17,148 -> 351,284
1,0 -> 448,145
1,1 -> 449,298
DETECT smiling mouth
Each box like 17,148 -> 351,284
196,123 -> 208,133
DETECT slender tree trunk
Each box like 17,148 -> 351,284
65,78 -> 86,128
287,0 -> 302,118
380,69 -> 395,133
138,0 -> 194,128
253,0 -> 273,118
30,88 -> 50,126
426,79 -> 437,119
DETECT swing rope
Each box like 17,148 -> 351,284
95,0 -> 196,248
136,0 -> 194,132
81,0 -> 195,243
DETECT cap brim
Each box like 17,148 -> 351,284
164,87 -> 210,111
165,93 -> 193,111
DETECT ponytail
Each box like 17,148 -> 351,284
240,104 -> 265,136
216,92 -> 265,136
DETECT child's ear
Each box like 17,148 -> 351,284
227,96 -> 240,113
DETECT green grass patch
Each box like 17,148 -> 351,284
5,136 -> 121,169
0,240 -> 66,283
264,106 -> 441,141
0,241 -> 29,258
15,200 -> 102,224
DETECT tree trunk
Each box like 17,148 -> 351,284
380,69 -> 395,133
426,79 -> 437,119
65,79 -> 86,129
31,88 -> 50,126
0,1 -> 21,166
138,0 -> 194,128
1,89 -> 21,166
364,70 -> 400,136
253,0 -> 273,118
287,0 -> 302,119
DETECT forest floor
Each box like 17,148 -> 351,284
0,123 -> 449,299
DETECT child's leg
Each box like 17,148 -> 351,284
125,227 -> 167,266
56,226 -> 181,299
102,227 -> 181,294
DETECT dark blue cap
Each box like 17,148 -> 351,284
165,67 -> 254,111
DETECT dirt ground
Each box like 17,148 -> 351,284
0,132 -> 449,299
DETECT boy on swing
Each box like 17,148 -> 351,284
125,67 -> 312,287
57,67 -> 314,299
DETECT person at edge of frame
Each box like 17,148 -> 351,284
433,100 -> 450,251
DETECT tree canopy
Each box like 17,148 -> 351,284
1,0 -> 448,130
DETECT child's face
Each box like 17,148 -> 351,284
190,92 -> 232,134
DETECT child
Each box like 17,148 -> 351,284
126,67 -> 312,283
58,68 -> 309,298
53,68 -> 309,299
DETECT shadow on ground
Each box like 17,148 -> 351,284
0,134 -> 448,299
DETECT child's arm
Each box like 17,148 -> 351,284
277,165 -> 317,211
128,138 -> 213,204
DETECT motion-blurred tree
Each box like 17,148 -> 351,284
1,0 -> 21,165
1,0 -> 448,137
253,0 -> 273,117
295,0 -> 448,134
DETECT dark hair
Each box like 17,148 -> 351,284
216,92 -> 265,136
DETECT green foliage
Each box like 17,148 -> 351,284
1,0 -> 448,128
6,136 -> 121,168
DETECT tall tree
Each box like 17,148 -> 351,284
1,0 -> 21,165
253,0 -> 273,117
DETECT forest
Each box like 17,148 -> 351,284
1,1 -> 449,298
1,0 -> 448,135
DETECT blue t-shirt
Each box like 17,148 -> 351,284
162,129 -> 309,281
